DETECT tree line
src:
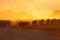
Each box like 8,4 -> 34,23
0,19 -> 60,30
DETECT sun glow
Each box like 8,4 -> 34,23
0,0 -> 60,21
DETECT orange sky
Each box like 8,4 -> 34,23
0,0 -> 60,20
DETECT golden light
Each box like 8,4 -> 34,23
0,0 -> 60,21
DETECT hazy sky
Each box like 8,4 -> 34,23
0,0 -> 60,11
0,0 -> 60,20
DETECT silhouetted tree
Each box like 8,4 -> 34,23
19,21 -> 29,29
38,19 -> 45,29
32,20 -> 38,29
0,20 -> 3,27
50,19 -> 57,30
57,19 -> 60,29
5,20 -> 11,27
0,20 -> 11,27
46,19 -> 51,29
39,19 -> 44,25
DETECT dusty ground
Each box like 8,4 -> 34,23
0,28 -> 60,40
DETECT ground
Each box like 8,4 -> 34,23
0,28 -> 60,40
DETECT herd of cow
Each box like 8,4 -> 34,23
0,19 -> 60,30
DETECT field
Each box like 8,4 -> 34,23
0,28 -> 60,40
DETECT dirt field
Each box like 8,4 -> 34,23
0,28 -> 60,40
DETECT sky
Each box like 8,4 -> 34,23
0,0 -> 60,20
